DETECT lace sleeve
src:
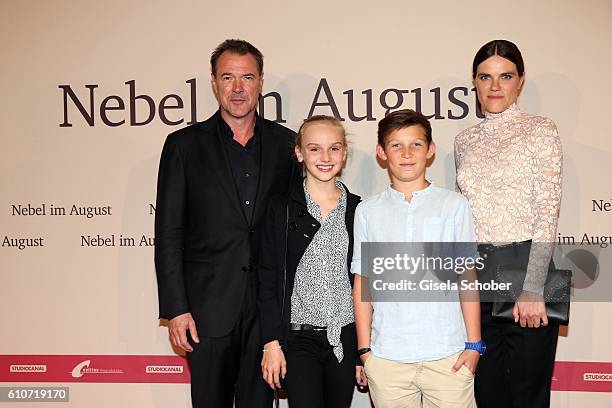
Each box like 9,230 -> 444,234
454,132 -> 465,194
524,119 -> 563,294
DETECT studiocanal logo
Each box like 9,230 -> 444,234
583,373 -> 612,382
70,360 -> 123,378
9,364 -> 47,373
145,365 -> 184,374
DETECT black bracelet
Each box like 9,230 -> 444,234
357,347 -> 371,356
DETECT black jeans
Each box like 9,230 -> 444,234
285,323 -> 357,408
475,242 -> 559,408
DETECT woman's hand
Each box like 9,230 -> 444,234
261,340 -> 286,389
356,365 -> 368,388
513,290 -> 548,328
452,350 -> 480,374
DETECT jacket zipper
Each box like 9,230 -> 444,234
280,205 -> 289,323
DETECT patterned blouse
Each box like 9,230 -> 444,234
290,179 -> 354,362
454,103 -> 562,293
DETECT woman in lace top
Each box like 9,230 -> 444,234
455,40 -> 562,408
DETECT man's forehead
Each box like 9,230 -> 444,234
216,52 -> 259,72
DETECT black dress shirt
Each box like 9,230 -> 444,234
217,113 -> 261,224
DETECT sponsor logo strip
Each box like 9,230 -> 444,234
0,355 -> 188,383
2,356 -> 611,391
552,361 -> 612,392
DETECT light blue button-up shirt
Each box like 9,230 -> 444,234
351,183 -> 477,363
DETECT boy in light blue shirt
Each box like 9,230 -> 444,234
352,109 -> 483,407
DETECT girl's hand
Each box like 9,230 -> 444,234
356,365 -> 368,388
261,341 -> 287,389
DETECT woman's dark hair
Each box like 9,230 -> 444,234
377,109 -> 432,148
472,40 -> 524,79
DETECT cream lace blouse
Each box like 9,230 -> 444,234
454,103 -> 562,293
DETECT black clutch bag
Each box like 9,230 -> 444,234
492,265 -> 572,325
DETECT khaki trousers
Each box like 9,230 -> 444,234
364,352 -> 475,408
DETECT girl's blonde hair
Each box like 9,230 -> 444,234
296,115 -> 347,148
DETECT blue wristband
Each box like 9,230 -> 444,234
465,340 -> 486,355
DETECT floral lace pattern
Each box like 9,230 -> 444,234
454,103 -> 562,293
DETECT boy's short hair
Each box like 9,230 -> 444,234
377,109 -> 432,147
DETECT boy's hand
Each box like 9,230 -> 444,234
451,350 -> 480,374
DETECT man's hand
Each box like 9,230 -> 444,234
261,340 -> 286,389
513,290 -> 548,328
168,312 -> 199,352
452,350 -> 480,374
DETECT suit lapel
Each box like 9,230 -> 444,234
251,119 -> 277,225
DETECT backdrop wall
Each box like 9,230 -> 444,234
1,0 -> 611,406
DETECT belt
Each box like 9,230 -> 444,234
477,239 -> 532,256
290,323 -> 327,331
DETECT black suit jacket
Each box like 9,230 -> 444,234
257,180 -> 361,346
155,111 -> 296,337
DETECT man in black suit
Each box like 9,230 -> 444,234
155,39 -> 296,408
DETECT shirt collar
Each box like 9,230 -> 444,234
303,178 -> 347,212
216,109 -> 261,142
482,102 -> 520,129
386,181 -> 434,203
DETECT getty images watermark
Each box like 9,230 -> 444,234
359,242 -> 610,302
